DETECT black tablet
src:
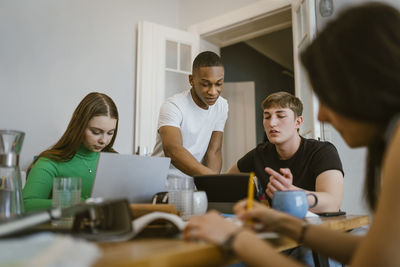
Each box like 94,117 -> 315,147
193,173 -> 255,202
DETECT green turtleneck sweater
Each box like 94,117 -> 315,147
23,146 -> 99,212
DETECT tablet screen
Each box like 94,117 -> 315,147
193,173 -> 254,202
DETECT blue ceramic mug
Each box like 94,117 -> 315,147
272,190 -> 318,218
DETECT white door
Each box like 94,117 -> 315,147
291,0 -> 322,140
221,82 -> 256,172
135,21 -> 199,155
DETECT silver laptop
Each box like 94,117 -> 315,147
91,153 -> 171,203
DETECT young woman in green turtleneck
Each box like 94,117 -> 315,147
23,92 -> 119,212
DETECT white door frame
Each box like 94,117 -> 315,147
291,0 -> 321,139
187,0 -> 292,36
135,21 -> 199,154
188,0 -> 322,140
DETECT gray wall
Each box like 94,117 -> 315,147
0,0 -> 183,169
179,0 -> 260,29
0,0 -> 258,170
221,42 -> 294,144
316,0 -> 400,31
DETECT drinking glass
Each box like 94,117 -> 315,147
52,177 -> 81,226
167,176 -> 194,220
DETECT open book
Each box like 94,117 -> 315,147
125,210 -> 319,241
131,211 -> 187,238
131,212 -> 280,240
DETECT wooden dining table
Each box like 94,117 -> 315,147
92,214 -> 370,267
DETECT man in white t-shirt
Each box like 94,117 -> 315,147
152,51 -> 228,179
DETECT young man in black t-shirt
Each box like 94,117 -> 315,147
228,92 -> 344,213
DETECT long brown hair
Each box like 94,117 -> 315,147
300,3 -> 400,210
36,92 -> 119,162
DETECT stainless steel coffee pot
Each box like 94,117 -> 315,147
0,130 -> 25,218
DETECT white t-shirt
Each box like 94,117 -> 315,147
152,89 -> 229,179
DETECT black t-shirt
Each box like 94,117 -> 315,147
237,137 -> 344,195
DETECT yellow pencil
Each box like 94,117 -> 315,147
247,172 -> 255,210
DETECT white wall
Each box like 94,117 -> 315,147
316,0 -> 400,31
178,0 -> 260,29
0,0 -> 181,169
0,0 -> 260,170
323,125 -> 369,214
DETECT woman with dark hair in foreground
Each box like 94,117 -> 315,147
184,3 -> 400,266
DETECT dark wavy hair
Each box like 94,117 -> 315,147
36,92 -> 119,162
301,3 -> 400,210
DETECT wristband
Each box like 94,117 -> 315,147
298,221 -> 309,243
220,229 -> 245,254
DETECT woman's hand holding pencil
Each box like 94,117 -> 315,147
247,172 -> 255,224
247,172 -> 255,210
234,198 -> 286,233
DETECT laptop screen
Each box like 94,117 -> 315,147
193,173 -> 256,202
91,153 -> 171,203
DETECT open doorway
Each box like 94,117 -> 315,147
221,28 -> 294,145
135,0 -> 314,167
192,4 -> 295,171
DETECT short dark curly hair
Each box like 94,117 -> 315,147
192,51 -> 223,72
